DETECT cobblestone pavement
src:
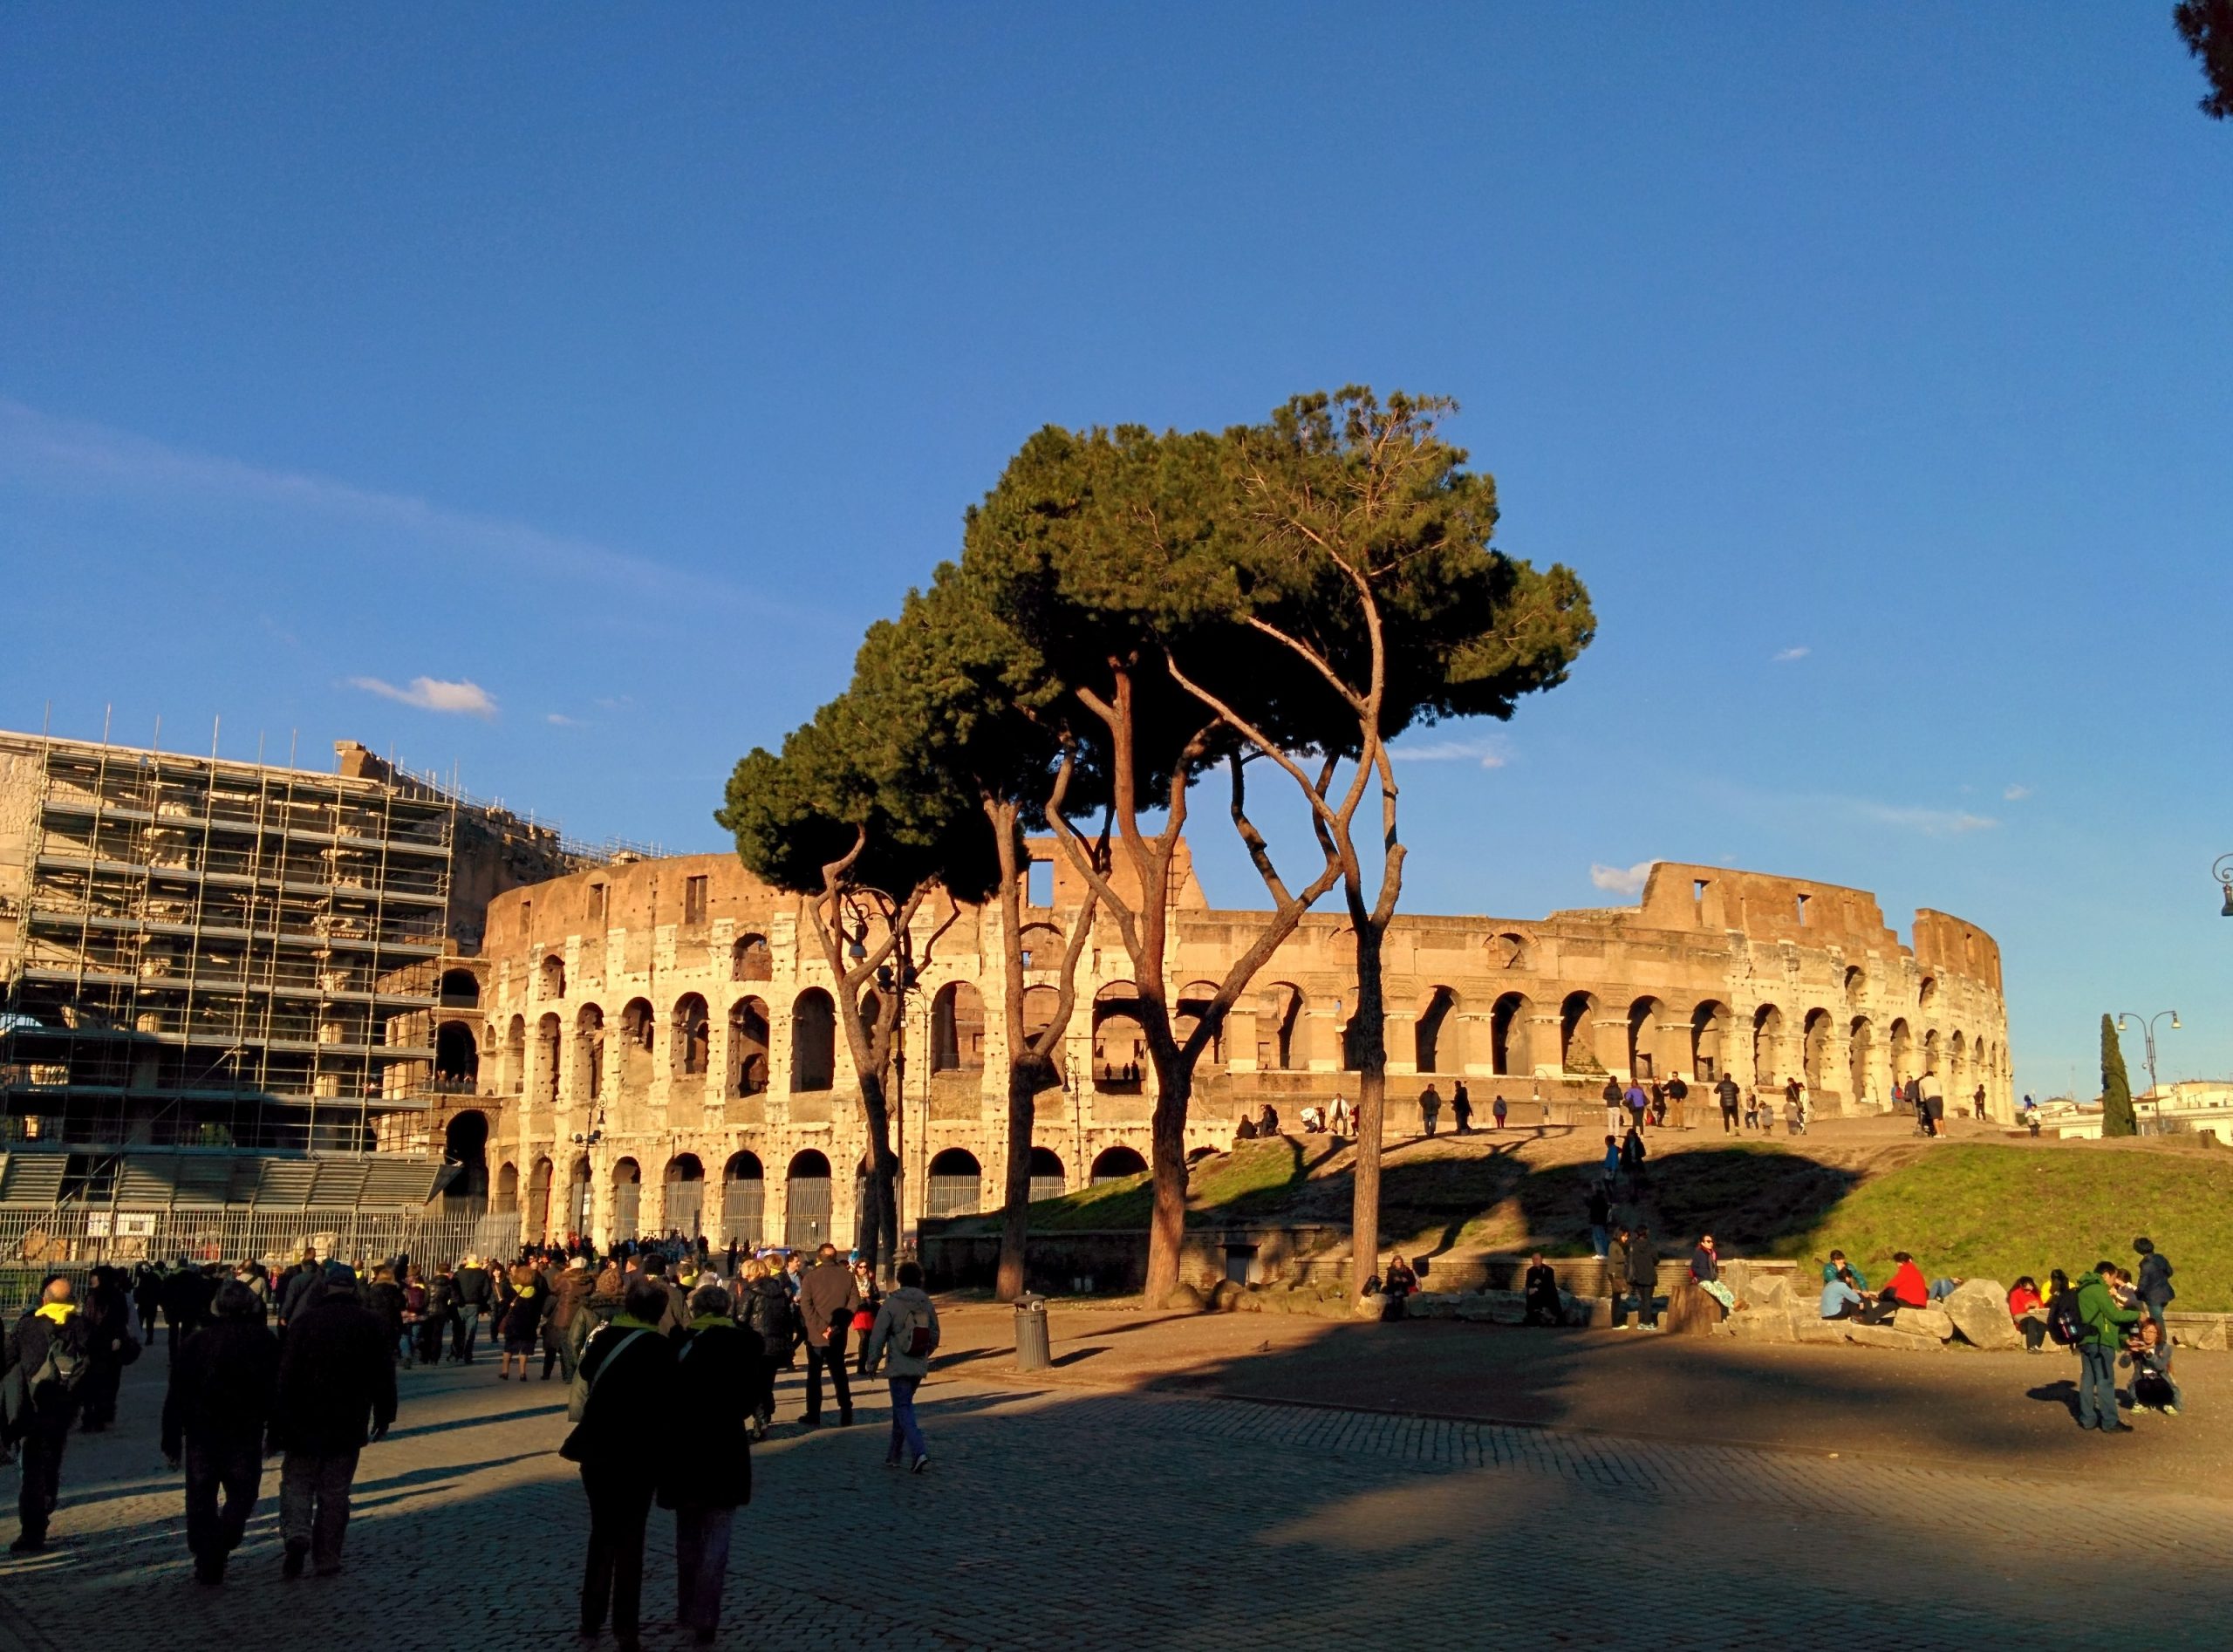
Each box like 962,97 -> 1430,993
3,1348 -> 2230,1651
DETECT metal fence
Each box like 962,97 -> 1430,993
0,1200 -> 521,1286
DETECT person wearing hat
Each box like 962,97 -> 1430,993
162,1280 -> 279,1583
270,1263 -> 394,1577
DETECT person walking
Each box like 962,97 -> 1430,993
161,1280 -> 279,1585
545,1256 -> 596,1382
862,1260 -> 941,1473
739,1259 -> 792,1441
1618,1126 -> 1648,1198
1623,1078 -> 1649,1134
3,1275 -> 94,1553
271,1263 -> 395,1578
133,1264 -> 167,1346
1450,1081 -> 1472,1135
451,1255 -> 491,1363
75,1265 -> 139,1433
1492,1094 -> 1508,1131
2072,1261 -> 2141,1434
161,1262 -> 215,1360
565,1280 -> 680,1651
1716,1073 -> 1740,1133
2133,1238 -> 2175,1335
497,1262 -> 548,1381
796,1243 -> 859,1427
1418,1083 -> 1442,1138
1665,1073 -> 1689,1130
1601,1076 -> 1624,1135
662,1285 -> 769,1645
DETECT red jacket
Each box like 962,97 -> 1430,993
1884,1259 -> 1929,1307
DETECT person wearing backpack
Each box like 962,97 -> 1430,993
861,1260 -> 940,1474
4,1274 -> 95,1553
2072,1261 -> 2142,1434
161,1280 -> 280,1584
566,1280 -> 680,1650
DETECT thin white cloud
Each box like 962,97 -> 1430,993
1857,802 -> 1997,836
2003,784 -> 2032,802
1590,861 -> 1653,896
1772,645 -> 1810,663
347,676 -> 497,719
546,712 -> 583,727
0,397 -> 783,616
1390,736 -> 1508,769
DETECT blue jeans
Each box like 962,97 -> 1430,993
2077,1343 -> 2120,1429
673,1504 -> 734,1634
1590,1225 -> 1608,1259
887,1376 -> 926,1463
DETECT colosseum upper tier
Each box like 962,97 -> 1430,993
427,846 -> 2008,1251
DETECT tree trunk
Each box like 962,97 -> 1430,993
1144,1056 -> 1193,1306
996,1059 -> 1043,1300
857,1074 -> 898,1280
1349,920 -> 1389,1295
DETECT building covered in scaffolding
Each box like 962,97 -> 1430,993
0,728 -> 588,1266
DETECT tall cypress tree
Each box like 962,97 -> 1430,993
2100,1013 -> 2138,1138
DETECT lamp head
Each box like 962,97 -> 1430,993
2171,1014 -> 2182,1031
847,937 -> 867,963
2222,883 -> 2233,918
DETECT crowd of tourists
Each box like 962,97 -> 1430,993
2,1234 -> 941,1649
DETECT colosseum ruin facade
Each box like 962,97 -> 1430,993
426,847 -> 2009,1252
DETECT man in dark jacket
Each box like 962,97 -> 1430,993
2134,1238 -> 2175,1335
451,1257 -> 492,1362
272,1264 -> 395,1576
2073,1263 -> 2141,1434
160,1261 -> 217,1359
1520,1253 -> 1561,1326
76,1266 -> 139,1432
543,1257 -> 597,1382
4,1275 -> 95,1553
1715,1073 -> 1741,1132
162,1280 -> 280,1583
570,1280 -> 680,1650
796,1244 -> 860,1427
663,1285 -> 770,1645
1625,1224 -> 1662,1329
275,1253 -> 324,1331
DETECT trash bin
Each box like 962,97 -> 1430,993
1014,1294 -> 1050,1371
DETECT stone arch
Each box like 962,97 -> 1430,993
1802,1008 -> 1834,1092
439,967 -> 479,1007
435,1021 -> 479,1087
1090,1144 -> 1149,1183
729,995 -> 770,1096
1416,986 -> 1461,1074
443,1109 -> 489,1199
534,1012 -> 561,1106
528,1156 -> 554,1241
611,1157 -> 641,1238
1922,1027 -> 1942,1074
540,953 -> 566,999
1848,1017 -> 1874,1103
1259,983 -> 1304,1071
790,988 -> 836,1092
1028,1145 -> 1067,1202
784,1149 -> 833,1247
1627,996 -> 1665,1080
1843,965 -> 1867,1005
931,982 -> 986,1073
722,1151 -> 764,1246
1021,985 -> 1068,1089
1949,1028 -> 1969,1101
1560,992 -> 1603,1075
1918,975 -> 1938,1011
575,1003 -> 605,1101
926,1147 -> 984,1217
664,1153 -> 706,1237
566,1155 -> 592,1237
1888,1017 -> 1914,1086
1491,992 -> 1533,1077
1488,932 -> 1530,970
504,1015 -> 526,1095
673,993 -> 711,1077
1752,1004 -> 1786,1086
731,932 -> 772,982
1690,1000 -> 1732,1082
618,998 -> 655,1093
1016,921 -> 1063,968
495,1160 -> 518,1213
1173,980 -> 1225,1064
1093,981 -> 1148,1093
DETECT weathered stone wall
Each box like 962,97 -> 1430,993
455,850 -> 2011,1250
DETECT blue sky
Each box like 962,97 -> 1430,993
3,9 -> 2228,1096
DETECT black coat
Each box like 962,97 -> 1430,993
564,1320 -> 678,1472
658,1321 -> 767,1510
741,1276 -> 796,1355
2138,1253 -> 2175,1308
161,1317 -> 279,1457
3,1307 -> 94,1430
274,1290 -> 397,1455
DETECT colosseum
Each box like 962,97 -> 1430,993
419,845 -> 2008,1252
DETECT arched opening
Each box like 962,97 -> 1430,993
664,1153 -> 706,1238
1626,996 -> 1664,1081
528,1157 -> 553,1241
442,1109 -> 489,1201
1416,986 -> 1459,1074
1690,1000 -> 1731,1082
1020,985 -> 1068,1090
1028,1145 -> 1066,1202
790,989 -> 836,1092
504,1015 -> 526,1095
1259,983 -> 1304,1071
673,993 -> 711,1078
1172,981 -> 1224,1064
931,982 -> 986,1073
434,1021 -> 479,1089
1016,921 -> 1063,967
540,953 -> 566,1000
535,1011 -> 561,1106
1090,1144 -> 1149,1184
611,1157 -> 641,1238
1922,1028 -> 1942,1075
619,998 -> 655,1092
438,967 -> 479,1007
1560,992 -> 1603,1075
1888,1018 -> 1914,1088
1489,932 -> 1530,970
1848,1017 -> 1874,1103
722,1151 -> 764,1246
1949,1029 -> 1969,1101
729,995 -> 770,1096
494,1161 -> 518,1213
1843,966 -> 1867,1005
1187,1144 -> 1219,1164
1752,1004 -> 1786,1086
1801,1008 -> 1833,1092
566,1156 -> 592,1237
575,1003 -> 605,1102
1918,976 -> 1939,1011
1093,982 -> 1148,1093
1491,992 -> 1532,1077
926,1147 -> 984,1217
784,1149 -> 832,1247
731,932 -> 772,982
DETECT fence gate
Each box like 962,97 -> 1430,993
783,1171 -> 830,1249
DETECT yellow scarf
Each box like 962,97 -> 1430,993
35,1301 -> 74,1327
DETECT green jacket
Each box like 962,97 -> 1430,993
2073,1273 -> 2140,1349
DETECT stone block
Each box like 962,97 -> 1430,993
1485,1290 -> 1528,1325
1725,1307 -> 1796,1342
1793,1317 -> 1854,1345
1894,1305 -> 1955,1341
1356,1291 -> 1391,1321
1164,1281 -> 1206,1313
1581,1295 -> 1615,1328
1943,1280 -> 2022,1350
2168,1313 -> 2230,1352
1454,1293 -> 1499,1323
1847,1321 -> 1942,1353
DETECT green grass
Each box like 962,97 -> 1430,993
1765,1143 -> 2233,1308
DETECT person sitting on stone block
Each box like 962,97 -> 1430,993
1690,1234 -> 1736,1314
1522,1253 -> 1562,1327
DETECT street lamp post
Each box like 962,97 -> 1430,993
2115,1009 -> 2181,1130
2216,855 -> 2233,918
